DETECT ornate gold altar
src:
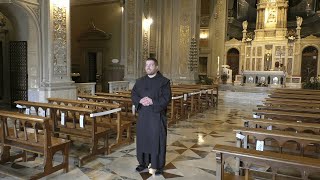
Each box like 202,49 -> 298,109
225,0 -> 320,88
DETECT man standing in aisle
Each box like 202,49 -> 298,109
131,57 -> 172,175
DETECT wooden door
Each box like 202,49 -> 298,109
227,48 -> 240,81
301,46 -> 318,82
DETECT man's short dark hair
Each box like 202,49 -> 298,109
146,57 -> 158,66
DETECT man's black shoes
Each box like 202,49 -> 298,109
135,164 -> 147,172
155,169 -> 163,175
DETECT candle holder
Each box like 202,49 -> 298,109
188,37 -> 198,71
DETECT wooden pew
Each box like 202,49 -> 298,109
233,127 -> 320,156
242,118 -> 320,135
47,98 -> 132,153
263,100 -> 320,109
114,90 -> 131,95
213,144 -> 320,180
173,85 -> 207,112
269,93 -> 320,101
167,93 -> 185,125
14,100 -> 110,167
95,92 -> 131,98
253,109 -> 320,122
264,97 -> 320,105
96,91 -> 185,126
77,95 -> 135,122
273,88 -> 320,96
172,84 -> 218,108
256,105 -> 320,114
172,88 -> 201,116
0,110 -> 69,179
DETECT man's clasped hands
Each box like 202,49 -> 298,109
140,97 -> 153,106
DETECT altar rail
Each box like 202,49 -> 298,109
108,81 -> 129,93
242,70 -> 285,85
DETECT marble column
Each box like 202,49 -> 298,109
38,0 -> 76,101
209,0 -> 228,79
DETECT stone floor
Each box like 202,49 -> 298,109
0,91 -> 268,180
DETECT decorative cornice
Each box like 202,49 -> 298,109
303,34 -> 319,40
226,38 -> 241,44
70,0 -> 118,6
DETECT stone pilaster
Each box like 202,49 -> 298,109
293,40 -> 301,76
209,0 -> 228,78
161,0 -> 200,84
123,0 -> 144,87
160,0 -> 173,79
38,0 -> 76,101
163,0 -> 200,83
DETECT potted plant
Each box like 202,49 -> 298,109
221,73 -> 228,84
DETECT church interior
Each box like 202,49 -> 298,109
0,0 -> 320,179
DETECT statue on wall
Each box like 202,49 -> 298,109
264,53 -> 272,71
296,16 -> 303,28
242,20 -> 248,31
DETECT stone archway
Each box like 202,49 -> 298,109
0,2 -> 40,105
301,46 -> 318,83
226,48 -> 240,81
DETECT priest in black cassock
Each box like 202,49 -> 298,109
131,57 -> 172,175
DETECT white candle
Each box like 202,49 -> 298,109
217,56 -> 220,75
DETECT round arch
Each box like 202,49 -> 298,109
301,46 -> 318,82
226,48 -> 240,81
0,2 -> 41,104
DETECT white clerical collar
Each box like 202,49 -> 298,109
148,73 -> 157,78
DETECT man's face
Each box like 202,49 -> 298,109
145,60 -> 158,75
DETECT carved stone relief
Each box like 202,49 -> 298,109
265,30 -> 276,37
246,58 -> 250,70
252,58 -> 255,70
288,45 -> 294,56
287,58 -> 292,75
53,5 -> 67,75
256,58 -> 262,71
257,46 -> 262,56
246,47 -> 251,57
126,0 -> 135,75
142,29 -> 149,61
214,0 -> 223,40
179,11 -> 191,74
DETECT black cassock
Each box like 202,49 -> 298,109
131,72 -> 171,169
